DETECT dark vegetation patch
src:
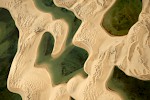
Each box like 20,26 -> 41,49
107,66 -> 150,100
35,0 -> 87,85
102,0 -> 142,36
37,32 -> 88,85
0,8 -> 21,100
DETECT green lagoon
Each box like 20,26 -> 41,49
103,0 -> 142,36
34,0 -> 88,85
34,0 -> 150,100
1,0 -> 150,100
0,8 -> 21,100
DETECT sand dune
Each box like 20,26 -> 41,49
0,0 -> 150,100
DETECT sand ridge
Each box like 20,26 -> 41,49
0,0 -> 150,100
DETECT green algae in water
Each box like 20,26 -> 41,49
102,0 -> 142,36
71,97 -> 75,100
36,32 -> 55,64
37,32 -> 88,85
60,46 -> 88,76
33,0 -> 82,45
107,67 -> 150,100
0,8 -> 21,100
0,88 -> 22,100
34,0 -> 150,99
34,0 -> 87,85
41,0 -> 55,7
50,45 -> 88,84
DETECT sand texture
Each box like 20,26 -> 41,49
0,0 -> 150,100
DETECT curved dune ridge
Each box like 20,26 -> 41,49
0,0 -> 150,100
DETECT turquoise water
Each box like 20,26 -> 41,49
0,8 -> 21,100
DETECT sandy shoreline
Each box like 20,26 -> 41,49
0,0 -> 150,100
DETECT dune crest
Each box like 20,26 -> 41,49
0,0 -> 150,100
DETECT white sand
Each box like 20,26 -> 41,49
0,0 -> 150,100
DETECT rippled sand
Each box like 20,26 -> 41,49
0,0 -> 150,100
